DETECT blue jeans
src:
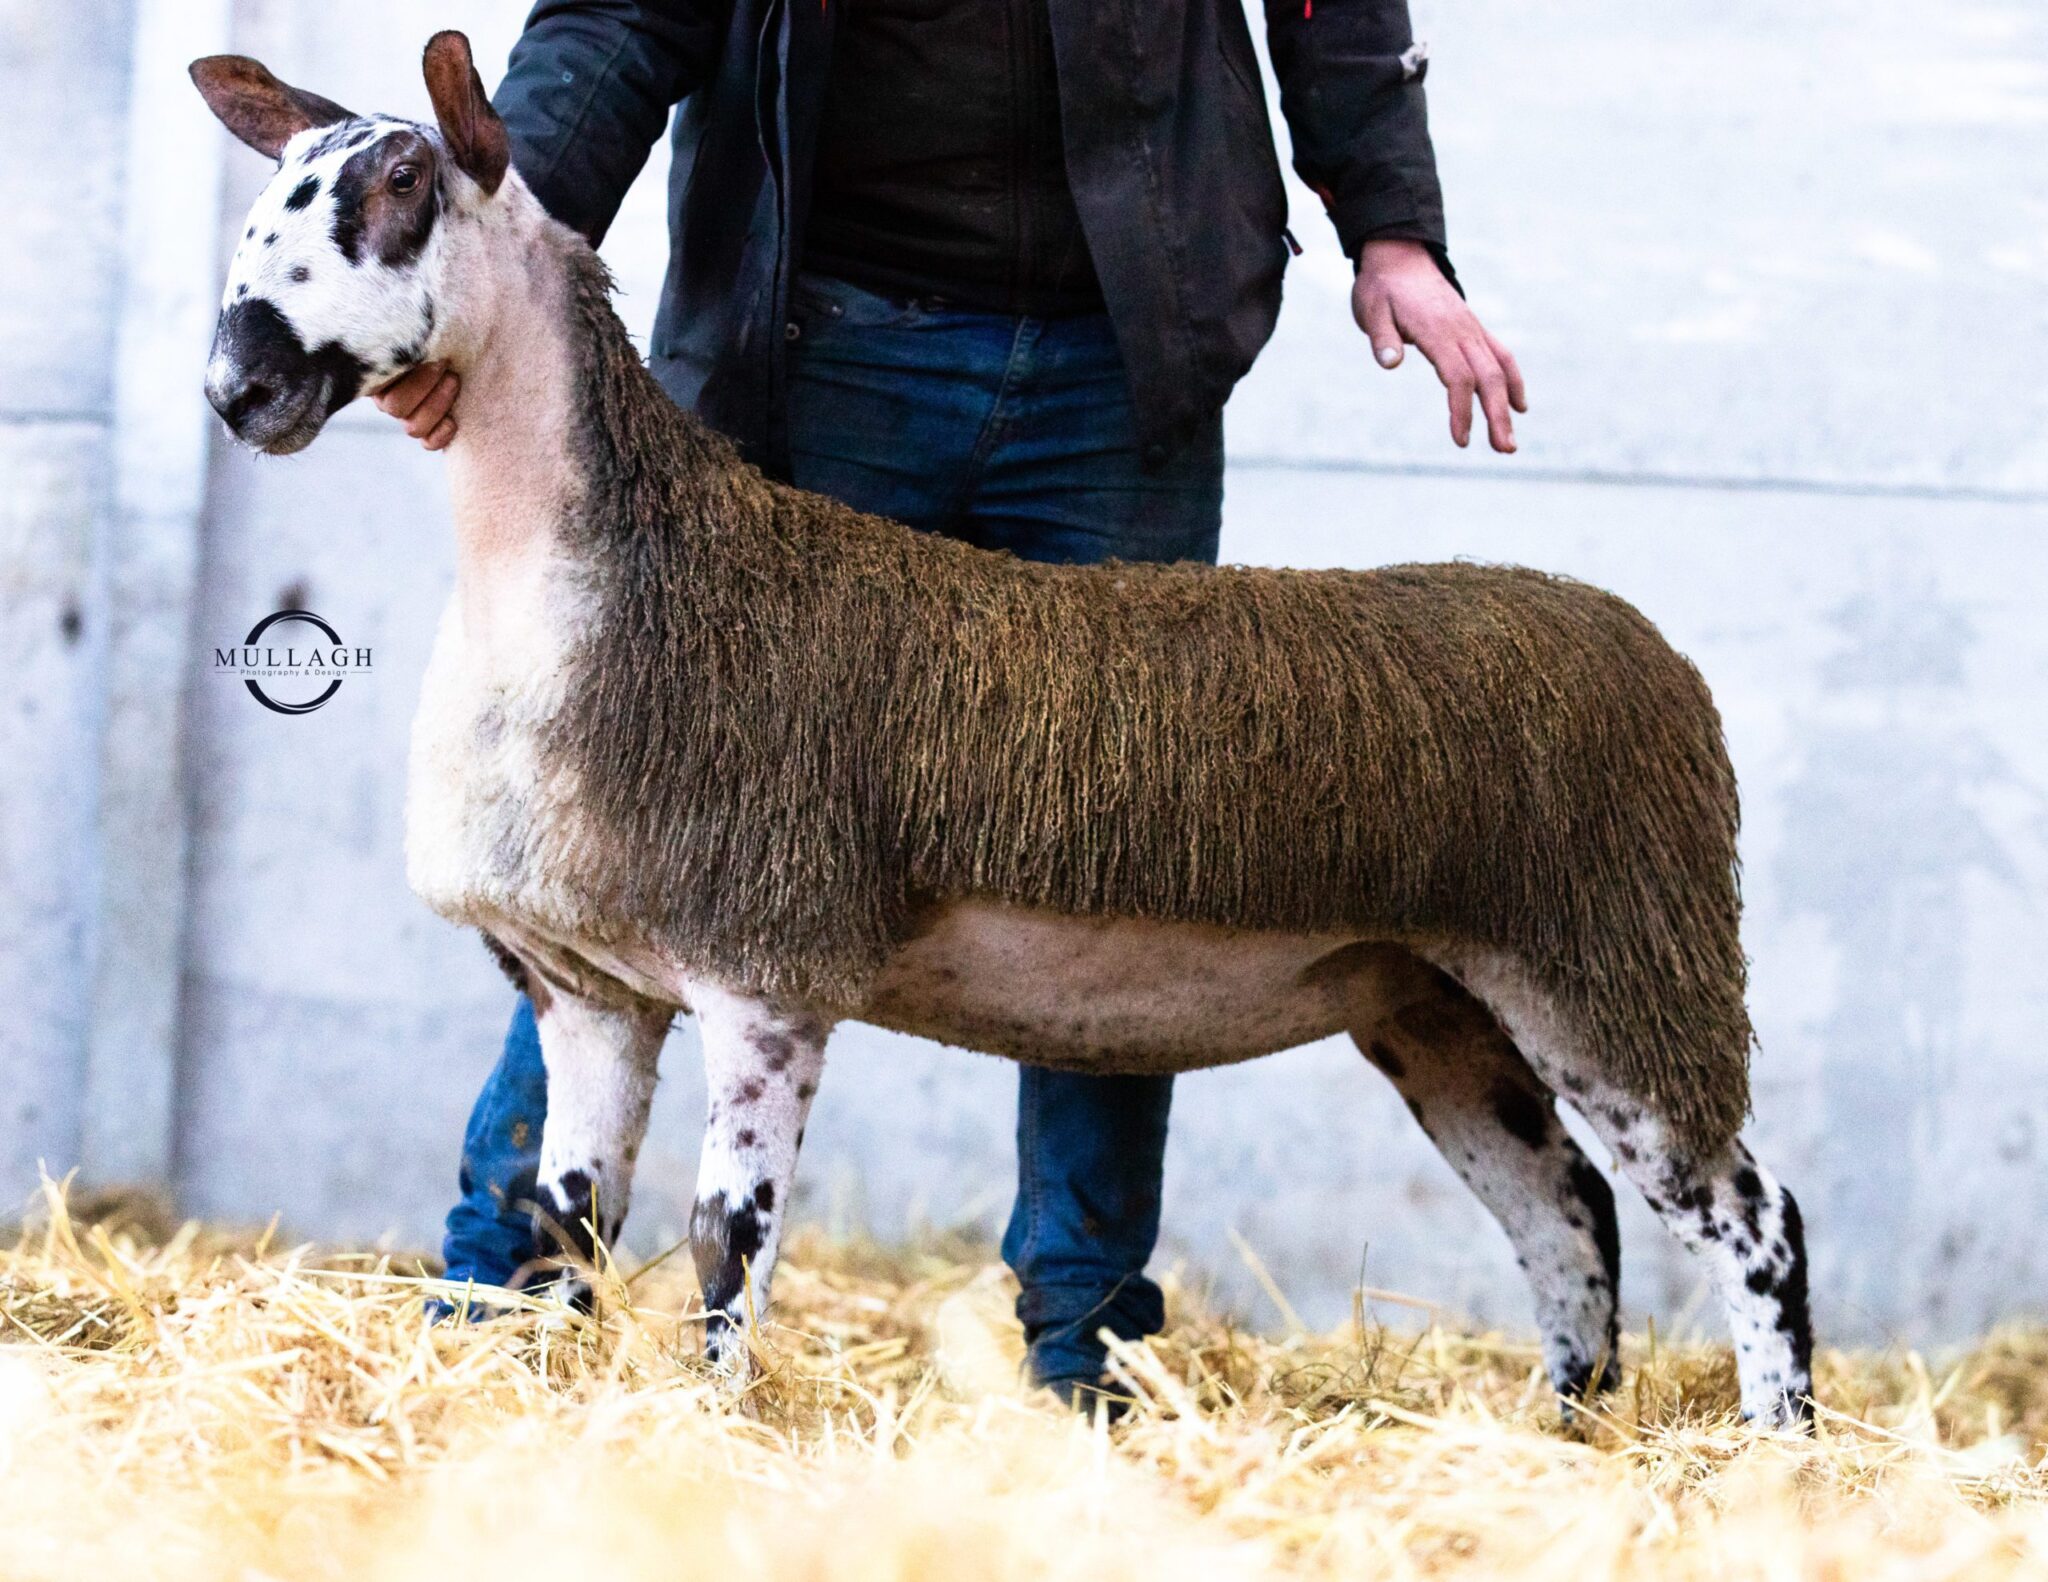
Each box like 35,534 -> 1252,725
443,273 -> 1221,1388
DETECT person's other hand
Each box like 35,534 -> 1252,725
373,361 -> 460,450
1352,239 -> 1526,454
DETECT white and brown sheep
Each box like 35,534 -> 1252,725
190,34 -> 1815,1425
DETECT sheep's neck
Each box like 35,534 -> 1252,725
439,231 -> 584,671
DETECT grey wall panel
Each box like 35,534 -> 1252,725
1238,0 -> 2048,492
0,0 -> 135,1197
0,427 -> 110,1183
0,0 -> 131,418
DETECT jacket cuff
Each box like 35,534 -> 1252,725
1324,183 -> 1444,265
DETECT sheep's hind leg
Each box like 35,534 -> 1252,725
1353,965 -> 1621,1413
687,985 -> 831,1380
1575,1088 -> 1813,1427
530,986 -> 672,1302
1438,958 -> 1816,1426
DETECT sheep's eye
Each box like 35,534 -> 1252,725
390,164 -> 420,194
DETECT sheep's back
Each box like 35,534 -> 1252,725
873,550 -> 1750,1151
890,556 -> 1731,938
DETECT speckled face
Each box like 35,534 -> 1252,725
204,117 -> 446,453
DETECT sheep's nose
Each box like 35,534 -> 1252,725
208,372 -> 275,435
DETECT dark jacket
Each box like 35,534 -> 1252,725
496,0 -> 1451,470
802,0 -> 1109,319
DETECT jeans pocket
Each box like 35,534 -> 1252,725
791,272 -> 931,333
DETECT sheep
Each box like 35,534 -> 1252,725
191,32 -> 1815,1426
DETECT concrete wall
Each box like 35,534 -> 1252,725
4,0 -> 2044,1345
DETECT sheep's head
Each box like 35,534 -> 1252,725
192,31 -> 507,454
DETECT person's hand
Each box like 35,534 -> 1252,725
373,361 -> 460,450
1352,239 -> 1526,454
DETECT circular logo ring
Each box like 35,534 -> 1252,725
242,608 -> 344,715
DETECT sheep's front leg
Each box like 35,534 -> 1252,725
531,987 -> 671,1296
688,985 -> 831,1377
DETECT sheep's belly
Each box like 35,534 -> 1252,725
861,902 -> 1385,1075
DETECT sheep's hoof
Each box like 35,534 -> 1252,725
1554,1355 -> 1622,1434
513,1259 -> 595,1316
1741,1391 -> 1816,1432
703,1315 -> 756,1394
552,1274 -> 596,1315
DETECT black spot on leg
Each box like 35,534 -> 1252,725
796,1082 -> 816,1102
736,1077 -> 765,1105
1730,1167 -> 1767,1243
754,1031 -> 796,1072
1557,1349 -> 1621,1406
263,232 -> 278,247
58,603 -> 81,643
1393,998 -> 1462,1044
1566,1155 -> 1622,1298
691,1191 -> 767,1325
1772,1192 -> 1816,1385
735,1129 -> 755,1148
289,264 -> 310,284
1490,1081 -> 1551,1149
536,1168 -> 600,1262
753,1182 -> 775,1212
284,175 -> 320,211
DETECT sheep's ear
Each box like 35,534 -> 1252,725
423,30 -> 508,194
190,55 -> 354,160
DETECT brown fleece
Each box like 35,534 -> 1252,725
537,248 -> 1751,1154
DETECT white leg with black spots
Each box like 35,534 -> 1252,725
684,983 -> 831,1378
1354,973 -> 1620,1408
1563,1085 -> 1813,1425
1429,947 -> 1815,1426
531,988 -> 671,1292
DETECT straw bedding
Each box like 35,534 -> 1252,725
1,1186 -> 2042,1581
540,250 -> 1751,1152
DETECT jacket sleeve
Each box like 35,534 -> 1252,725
1263,0 -> 1453,276
493,0 -> 730,246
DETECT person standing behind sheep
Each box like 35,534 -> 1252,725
376,0 -> 1525,1409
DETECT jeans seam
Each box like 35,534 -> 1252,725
955,317 -> 1038,521
1012,1069 -> 1044,1271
